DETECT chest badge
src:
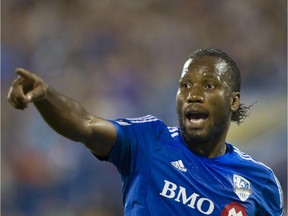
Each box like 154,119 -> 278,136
233,174 -> 251,201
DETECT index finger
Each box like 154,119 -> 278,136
15,68 -> 35,80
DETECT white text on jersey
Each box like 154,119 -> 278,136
160,180 -> 215,215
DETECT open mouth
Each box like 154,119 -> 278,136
185,111 -> 208,126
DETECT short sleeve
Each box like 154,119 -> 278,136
257,170 -> 284,215
107,115 -> 166,176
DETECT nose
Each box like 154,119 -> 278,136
187,87 -> 204,103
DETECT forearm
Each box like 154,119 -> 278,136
34,87 -> 92,142
8,68 -> 116,156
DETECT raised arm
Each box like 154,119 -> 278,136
7,68 -> 117,158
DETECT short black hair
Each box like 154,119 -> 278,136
189,48 -> 253,125
189,48 -> 241,92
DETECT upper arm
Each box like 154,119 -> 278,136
82,116 -> 117,158
258,171 -> 284,215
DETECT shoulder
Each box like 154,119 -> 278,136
113,115 -> 163,126
111,114 -> 170,140
230,144 -> 283,206
231,145 -> 270,169
230,144 -> 281,185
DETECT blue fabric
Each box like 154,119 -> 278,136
107,115 -> 283,216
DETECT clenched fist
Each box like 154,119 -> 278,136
7,68 -> 48,110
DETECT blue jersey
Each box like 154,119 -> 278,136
105,115 -> 283,216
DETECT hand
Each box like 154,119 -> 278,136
7,68 -> 48,110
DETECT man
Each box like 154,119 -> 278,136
8,48 -> 284,215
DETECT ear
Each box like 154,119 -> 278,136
230,92 -> 240,112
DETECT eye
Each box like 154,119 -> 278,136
205,83 -> 216,90
180,82 -> 191,89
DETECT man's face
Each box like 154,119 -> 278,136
176,56 -> 239,145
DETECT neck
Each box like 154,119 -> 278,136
181,132 -> 228,158
188,141 -> 227,158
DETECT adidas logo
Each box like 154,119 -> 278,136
171,160 -> 187,172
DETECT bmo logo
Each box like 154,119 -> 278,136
221,202 -> 247,216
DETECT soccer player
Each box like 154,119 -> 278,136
8,48 -> 284,215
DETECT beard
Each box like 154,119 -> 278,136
178,114 -> 230,146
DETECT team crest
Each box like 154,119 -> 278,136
233,174 -> 251,201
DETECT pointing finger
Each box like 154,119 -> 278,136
15,68 -> 35,81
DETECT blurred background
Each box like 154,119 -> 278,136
1,0 -> 287,215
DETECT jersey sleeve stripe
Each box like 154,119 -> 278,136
233,146 -> 283,209
126,115 -> 159,124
